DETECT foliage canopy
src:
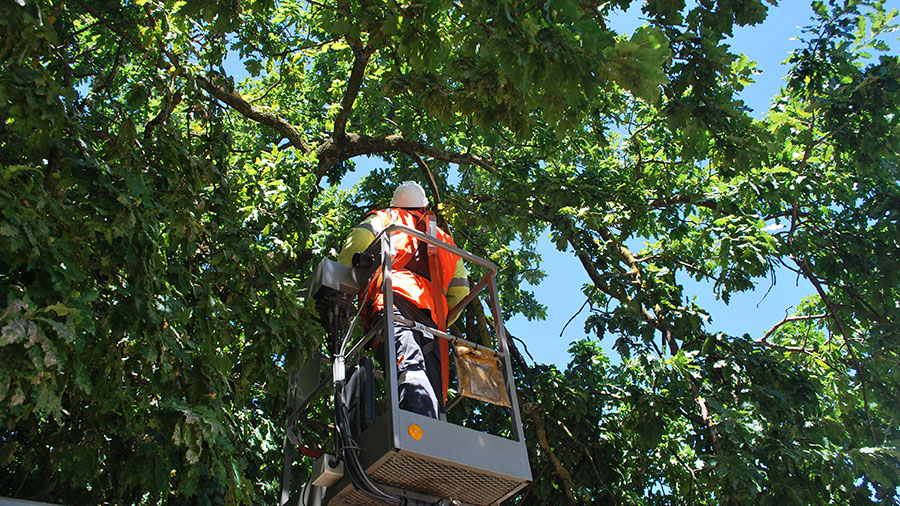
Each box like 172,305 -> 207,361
1,0 -> 899,504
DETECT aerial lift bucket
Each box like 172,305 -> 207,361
285,224 -> 532,505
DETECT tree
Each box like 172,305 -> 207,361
0,0 -> 897,504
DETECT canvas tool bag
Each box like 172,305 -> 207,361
454,344 -> 510,408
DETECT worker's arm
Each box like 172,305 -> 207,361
337,214 -> 382,266
446,258 -> 469,325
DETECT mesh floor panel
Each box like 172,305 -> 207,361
329,452 -> 524,505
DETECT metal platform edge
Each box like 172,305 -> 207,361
0,499 -> 65,506
324,409 -> 531,505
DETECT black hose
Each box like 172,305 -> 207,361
334,379 -> 402,504
331,266 -> 448,506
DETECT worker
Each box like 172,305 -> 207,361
337,181 -> 469,419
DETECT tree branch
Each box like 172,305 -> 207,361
412,152 -> 442,208
682,377 -> 728,487
333,44 -> 375,141
143,88 -> 182,139
523,403 -> 578,506
196,75 -> 310,154
649,194 -> 720,212
580,228 -> 681,354
572,242 -> 676,351
757,313 -> 826,343
754,340 -> 818,354
315,132 -> 494,180
793,255 -> 878,445
409,151 -> 459,235
72,0 -> 313,156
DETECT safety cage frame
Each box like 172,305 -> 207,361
281,223 -> 533,506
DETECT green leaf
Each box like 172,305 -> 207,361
125,85 -> 148,109
244,59 -> 263,77
604,26 -> 670,102
331,16 -> 350,36
43,303 -> 75,317
1,320 -> 28,346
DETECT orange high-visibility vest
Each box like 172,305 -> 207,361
362,208 -> 461,401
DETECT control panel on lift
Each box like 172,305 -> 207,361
280,223 -> 532,506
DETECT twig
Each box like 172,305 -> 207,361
413,153 -> 441,205
411,152 -> 448,229
559,298 -> 589,337
755,266 -> 778,308
793,255 -> 878,445
757,313 -> 826,343
510,335 -> 536,365
250,73 -> 285,104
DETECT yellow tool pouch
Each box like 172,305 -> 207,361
454,345 -> 510,408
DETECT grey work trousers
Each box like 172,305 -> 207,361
374,310 -> 443,419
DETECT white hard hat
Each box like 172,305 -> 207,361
390,181 -> 429,208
